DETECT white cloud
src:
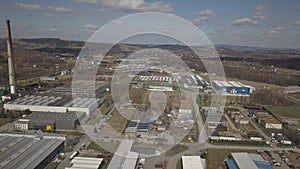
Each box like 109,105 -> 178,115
255,5 -> 266,11
274,27 -> 284,31
14,3 -> 40,10
44,13 -> 53,17
101,0 -> 172,12
50,27 -> 57,32
295,20 -> 300,25
253,5 -> 268,20
48,6 -> 71,13
72,0 -> 98,4
233,17 -> 258,25
82,24 -> 98,30
192,17 -> 208,25
264,27 -> 285,34
194,9 -> 216,16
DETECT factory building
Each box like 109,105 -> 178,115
212,80 -> 253,95
67,157 -> 104,169
256,114 -> 282,130
125,121 -> 138,138
15,111 -> 87,131
229,152 -> 274,169
181,155 -> 206,169
107,140 -> 138,169
0,133 -> 65,169
4,95 -> 105,116
137,122 -> 150,136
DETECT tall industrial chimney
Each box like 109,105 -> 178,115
6,20 -> 16,94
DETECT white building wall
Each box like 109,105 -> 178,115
4,104 -> 91,116
265,123 -> 282,129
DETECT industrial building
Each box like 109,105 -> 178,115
0,133 -> 65,169
107,140 -> 138,169
229,152 -> 274,169
137,122 -> 150,136
212,80 -> 253,95
256,114 -> 282,130
125,121 -> 138,138
4,95 -> 105,116
15,111 -> 87,131
177,73 -> 208,90
181,155 -> 206,169
67,157 -> 104,169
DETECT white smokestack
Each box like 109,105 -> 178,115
6,20 -> 16,94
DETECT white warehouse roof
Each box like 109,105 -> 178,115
182,156 -> 205,169
69,157 -> 103,169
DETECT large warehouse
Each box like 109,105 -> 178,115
256,114 -> 282,130
4,95 -> 105,116
228,152 -> 274,169
212,80 -> 253,95
15,111 -> 87,131
0,133 -> 65,169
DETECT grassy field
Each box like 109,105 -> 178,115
99,103 -> 114,115
207,149 -> 256,169
176,159 -> 182,169
87,141 -> 104,152
166,145 -> 188,156
264,105 -> 300,119
228,78 -> 282,89
107,109 -> 128,133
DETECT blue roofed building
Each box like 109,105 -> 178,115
225,159 -> 238,169
137,122 -> 150,136
231,152 -> 274,169
212,80 -> 253,95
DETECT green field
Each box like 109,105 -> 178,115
264,106 -> 300,119
176,159 -> 182,169
207,149 -> 256,169
87,141 -> 104,152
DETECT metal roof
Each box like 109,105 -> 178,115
128,121 -> 138,127
107,140 -> 138,169
0,134 -> 64,169
181,156 -> 204,169
231,153 -> 273,169
70,157 -> 103,169
137,123 -> 150,130
25,111 -> 85,122
225,160 -> 238,169
231,153 -> 258,169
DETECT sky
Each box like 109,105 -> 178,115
0,0 -> 300,48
